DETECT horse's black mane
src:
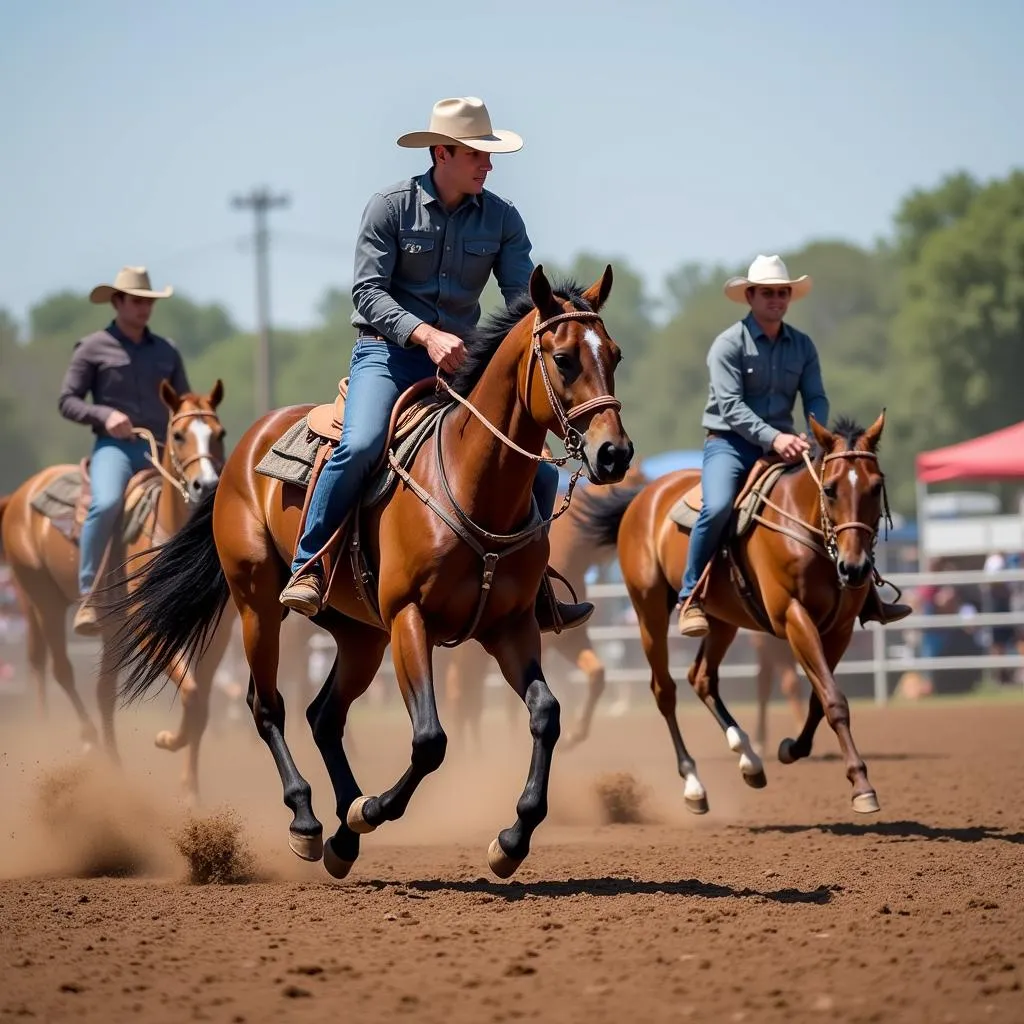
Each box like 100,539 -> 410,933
446,278 -> 594,398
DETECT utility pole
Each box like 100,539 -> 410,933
231,186 -> 289,416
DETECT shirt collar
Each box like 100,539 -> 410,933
743,312 -> 791,343
107,320 -> 152,346
417,171 -> 481,210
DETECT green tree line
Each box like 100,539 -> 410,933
3,169 -> 1022,514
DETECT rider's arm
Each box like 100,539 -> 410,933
493,201 -> 534,305
798,340 -> 829,432
707,331 -> 780,450
351,192 -> 423,348
58,337 -> 115,431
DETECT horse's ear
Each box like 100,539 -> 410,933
159,379 -> 181,412
581,264 -> 614,312
862,409 -> 885,450
529,264 -> 559,318
808,413 -> 834,451
208,379 -> 224,409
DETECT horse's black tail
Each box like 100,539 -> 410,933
572,481 -> 645,549
106,490 -> 230,705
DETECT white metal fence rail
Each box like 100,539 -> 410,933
18,569 -> 1024,708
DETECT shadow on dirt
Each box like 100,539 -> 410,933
353,876 -> 840,903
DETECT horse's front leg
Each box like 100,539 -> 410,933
783,602 -> 876,813
346,604 -> 447,833
479,612 -> 560,879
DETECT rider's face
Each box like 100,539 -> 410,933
112,294 -> 156,331
435,145 -> 493,196
747,285 -> 791,324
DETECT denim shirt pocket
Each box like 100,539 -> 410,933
461,238 -> 500,292
741,353 -> 769,396
397,234 -> 437,283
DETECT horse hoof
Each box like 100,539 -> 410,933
684,794 -> 709,815
487,838 -> 522,879
852,791 -> 880,814
743,769 -> 768,790
155,731 -> 175,751
346,796 -> 378,835
288,831 -> 323,862
323,838 -> 355,880
778,739 -> 797,765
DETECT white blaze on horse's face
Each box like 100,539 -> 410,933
583,328 -> 607,388
189,419 -> 220,485
848,467 -> 859,489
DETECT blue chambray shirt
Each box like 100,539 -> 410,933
702,313 -> 830,451
350,170 -> 534,347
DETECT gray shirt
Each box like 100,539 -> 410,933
350,171 -> 534,347
702,313 -> 829,451
58,321 -> 190,440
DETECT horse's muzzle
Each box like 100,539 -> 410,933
590,439 -> 634,484
837,558 -> 871,588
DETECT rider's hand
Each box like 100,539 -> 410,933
415,325 -> 467,374
771,431 -> 810,462
104,410 -> 135,440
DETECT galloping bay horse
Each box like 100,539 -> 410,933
443,463 -> 649,752
0,380 -> 229,798
107,267 -> 633,880
576,414 -> 891,815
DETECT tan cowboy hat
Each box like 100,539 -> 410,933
396,96 -> 523,154
723,254 -> 812,304
89,265 -> 174,304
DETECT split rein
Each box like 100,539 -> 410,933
431,309 -> 621,532
132,409 -> 223,504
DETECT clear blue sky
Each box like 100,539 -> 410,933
2,0 -> 1021,333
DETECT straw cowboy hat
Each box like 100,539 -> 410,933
396,96 -> 523,154
89,266 -> 174,304
724,254 -> 812,304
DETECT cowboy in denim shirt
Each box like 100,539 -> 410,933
677,255 -> 911,638
280,97 -> 592,632
57,265 -> 188,635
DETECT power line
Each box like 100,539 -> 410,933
231,186 -> 290,416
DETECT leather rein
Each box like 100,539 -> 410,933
750,449 -> 894,590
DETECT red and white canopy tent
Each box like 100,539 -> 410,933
916,420 -> 1024,484
915,420 -> 1024,560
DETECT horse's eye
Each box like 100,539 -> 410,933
552,352 -> 573,373
173,431 -> 185,444
823,483 -> 838,501
870,481 -> 883,497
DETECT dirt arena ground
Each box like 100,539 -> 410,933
1,687 -> 1022,1023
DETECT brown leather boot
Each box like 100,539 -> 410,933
535,571 -> 594,634
280,565 -> 326,617
859,586 -> 913,627
678,600 -> 710,638
72,598 -> 102,637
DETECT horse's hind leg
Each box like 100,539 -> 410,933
688,619 -> 766,789
95,640 -> 122,766
557,631 -> 607,750
346,604 -> 446,834
153,613 -> 234,804
635,587 -> 708,814
479,614 -> 560,879
24,604 -> 49,719
305,611 -> 388,879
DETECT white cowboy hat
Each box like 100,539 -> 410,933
89,266 -> 174,304
397,96 -> 523,154
723,254 -> 812,304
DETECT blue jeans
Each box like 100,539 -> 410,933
292,338 -> 560,573
679,432 -> 763,600
79,436 -> 152,594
